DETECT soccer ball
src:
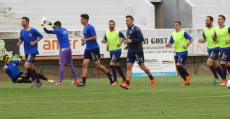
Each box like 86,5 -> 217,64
40,16 -> 47,24
226,80 -> 230,89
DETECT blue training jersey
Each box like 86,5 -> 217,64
19,27 -> 43,55
83,24 -> 99,50
4,61 -> 21,82
52,28 -> 70,49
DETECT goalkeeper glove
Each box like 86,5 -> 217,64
47,20 -> 54,27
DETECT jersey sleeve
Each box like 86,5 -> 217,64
119,31 -> 125,38
203,32 -> 206,39
52,29 -> 59,34
184,32 -> 192,40
104,34 -> 107,41
12,60 -> 20,66
34,29 -> 43,38
19,30 -> 23,40
169,36 -> 174,44
131,26 -> 144,43
89,26 -> 96,36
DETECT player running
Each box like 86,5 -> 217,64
213,15 -> 230,86
101,20 -> 126,86
120,15 -> 155,89
76,14 -> 114,87
41,20 -> 78,85
17,17 -> 43,88
198,16 -> 223,85
3,55 -> 54,83
165,21 -> 193,86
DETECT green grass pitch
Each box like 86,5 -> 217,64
0,75 -> 230,119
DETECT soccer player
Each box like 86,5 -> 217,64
76,14 -> 114,87
41,21 -> 78,85
101,20 -> 126,86
198,16 -> 223,85
3,55 -> 54,83
17,17 -> 43,88
120,15 -> 155,89
213,15 -> 230,86
165,21 -> 193,86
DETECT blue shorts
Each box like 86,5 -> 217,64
175,54 -> 187,65
208,49 -> 220,60
127,52 -> 144,64
110,52 -> 121,63
25,53 -> 36,63
84,48 -> 100,61
221,49 -> 230,62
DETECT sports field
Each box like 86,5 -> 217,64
0,75 -> 230,119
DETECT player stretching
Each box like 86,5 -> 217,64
3,54 -> 54,83
213,15 -> 230,86
17,17 -> 43,88
165,21 -> 193,86
120,15 -> 155,89
41,21 -> 78,85
198,16 -> 223,85
76,14 -> 114,87
101,20 -> 126,86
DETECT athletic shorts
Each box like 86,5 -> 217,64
84,48 -> 100,61
127,51 -> 144,64
25,53 -> 36,63
221,49 -> 230,62
175,54 -> 187,65
110,52 -> 121,63
208,49 -> 220,60
59,48 -> 73,64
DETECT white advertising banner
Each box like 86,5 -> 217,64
132,53 -> 177,77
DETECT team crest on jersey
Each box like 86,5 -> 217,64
180,58 -> 183,62
130,31 -> 132,34
13,64 -> 16,66
85,31 -> 87,34
29,34 -> 32,37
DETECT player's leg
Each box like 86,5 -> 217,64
220,50 -> 229,86
37,73 -> 54,83
137,51 -> 155,88
30,63 -> 42,88
213,60 -> 223,79
76,59 -> 90,87
207,50 -> 220,85
120,52 -> 135,89
110,61 -> 117,86
65,49 -> 78,84
24,54 -> 41,88
115,63 -> 126,83
94,60 -> 113,84
110,52 -> 123,86
175,55 -> 190,86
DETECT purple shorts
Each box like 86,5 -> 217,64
59,48 -> 73,64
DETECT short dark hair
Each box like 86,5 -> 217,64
109,20 -> 115,24
207,16 -> 214,22
126,15 -> 134,21
54,21 -> 61,27
174,21 -> 181,25
22,17 -> 29,24
81,14 -> 89,21
219,15 -> 226,21
3,54 -> 8,61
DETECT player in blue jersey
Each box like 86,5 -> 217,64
76,14 -> 114,87
41,21 -> 78,85
120,15 -> 155,89
17,17 -> 43,88
3,55 -> 54,83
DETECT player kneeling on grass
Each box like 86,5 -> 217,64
2,55 -> 54,84
41,20 -> 78,85
101,20 -> 127,86
165,21 -> 193,86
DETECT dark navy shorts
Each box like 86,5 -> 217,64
84,48 -> 100,61
25,53 -> 36,63
175,54 -> 187,65
221,49 -> 230,62
208,49 -> 220,60
127,51 -> 144,64
110,52 -> 121,63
